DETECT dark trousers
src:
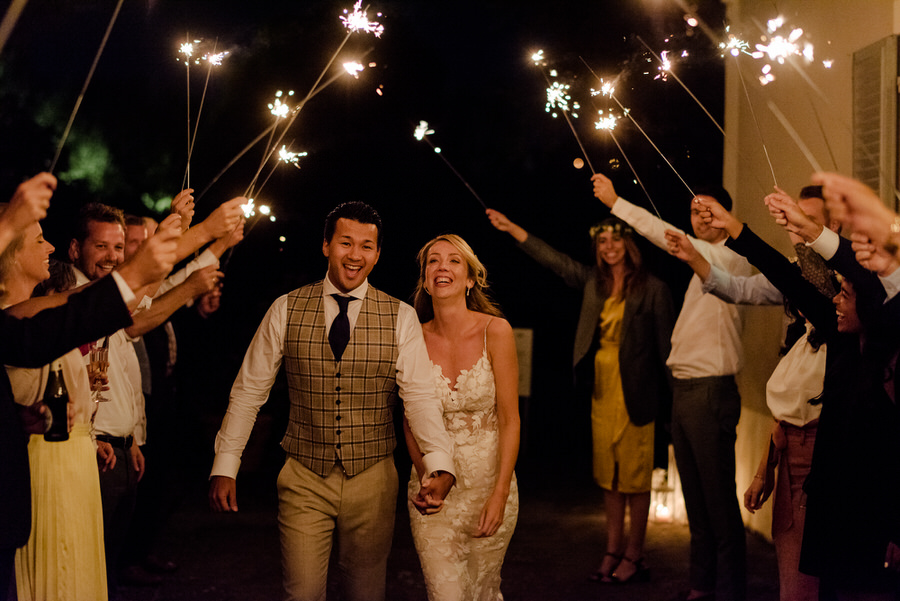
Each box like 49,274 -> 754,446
98,445 -> 139,601
672,376 -> 747,601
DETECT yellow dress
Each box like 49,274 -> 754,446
9,349 -> 107,601
591,296 -> 654,493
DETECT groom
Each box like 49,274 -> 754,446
210,201 -> 455,601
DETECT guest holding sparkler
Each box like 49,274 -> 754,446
592,174 -> 751,601
404,234 -> 519,600
0,173 -> 181,601
664,186 -> 843,601
694,192 -> 900,600
487,209 -> 673,584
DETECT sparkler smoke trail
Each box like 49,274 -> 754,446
49,0 -> 124,173
768,101 -> 823,173
183,40 -> 227,190
637,37 -> 725,135
534,50 -> 596,174
244,2 -> 383,198
582,57 -> 693,197
413,120 -> 487,210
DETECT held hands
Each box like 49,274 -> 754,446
116,216 -> 181,290
202,197 -> 246,241
664,229 -> 697,263
693,196 -> 742,238
851,233 -> 900,276
209,475 -> 239,512
812,172 -> 894,248
591,173 -> 618,208
764,188 -> 821,242
411,471 -> 455,516
185,265 -> 223,297
485,209 -> 527,243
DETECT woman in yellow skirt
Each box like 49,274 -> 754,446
0,219 -> 107,601
488,211 -> 675,584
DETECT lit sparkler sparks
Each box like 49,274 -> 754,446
343,61 -> 365,78
278,145 -> 308,168
654,50 -> 672,81
241,198 -> 256,219
179,42 -> 194,62
414,120 -> 434,141
204,51 -> 228,66
590,79 -> 615,98
594,110 -> 619,131
719,26 -> 752,57
751,16 -> 814,85
268,90 -> 294,118
341,1 -> 384,37
545,81 -> 579,118
531,49 -> 546,65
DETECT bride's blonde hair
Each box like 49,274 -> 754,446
412,234 -> 503,323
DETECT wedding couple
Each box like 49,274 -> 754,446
209,201 -> 519,601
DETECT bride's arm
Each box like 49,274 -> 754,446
475,317 -> 520,538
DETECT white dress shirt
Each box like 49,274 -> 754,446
703,266 -> 784,306
211,274 -> 456,481
612,196 -> 752,378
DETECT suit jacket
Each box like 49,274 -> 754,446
519,235 -> 675,426
727,227 -> 900,583
0,275 -> 132,549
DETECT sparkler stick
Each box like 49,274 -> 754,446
414,121 -> 487,210
595,110 -> 660,217
195,123 -> 276,202
636,37 -> 725,135
243,2 -> 382,197
181,38 -> 193,188
533,51 -> 595,174
49,0 -> 124,174
182,41 -> 226,190
250,145 -> 307,200
733,55 -> 779,186
767,101 -> 823,173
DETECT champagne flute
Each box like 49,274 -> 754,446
89,336 -> 110,403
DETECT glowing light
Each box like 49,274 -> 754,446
531,49 -> 545,65
269,216 -> 276,222
434,147 -> 441,153
204,51 -> 228,66
268,90 -> 294,119
340,1 -> 385,37
343,61 -> 365,78
278,145 -> 308,168
719,27 -> 751,57
823,59 -> 833,69
180,42 -> 194,59
414,120 -> 434,141
686,16 -> 698,27
545,81 -> 579,118
655,50 -> 672,81
259,205 -> 271,215
590,79 -> 615,98
594,110 -> 618,131
279,236 -> 286,242
752,17 -> 815,84
573,158 -> 584,169
767,16 -> 784,33
241,198 -> 256,219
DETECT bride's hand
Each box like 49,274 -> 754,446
473,490 -> 507,538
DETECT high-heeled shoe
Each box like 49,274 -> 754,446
587,552 -> 622,582
608,556 -> 650,584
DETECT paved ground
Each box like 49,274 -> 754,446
118,466 -> 779,601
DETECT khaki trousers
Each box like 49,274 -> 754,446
277,456 -> 398,601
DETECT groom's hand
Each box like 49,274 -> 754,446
411,471 -> 455,515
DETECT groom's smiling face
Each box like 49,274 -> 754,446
323,218 -> 381,293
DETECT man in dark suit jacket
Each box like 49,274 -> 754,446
0,173 -> 180,599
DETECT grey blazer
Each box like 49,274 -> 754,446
519,234 -> 675,426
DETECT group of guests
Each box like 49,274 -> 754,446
0,172 -> 245,601
4,166 -> 900,601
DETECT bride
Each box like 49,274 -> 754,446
405,234 -> 520,600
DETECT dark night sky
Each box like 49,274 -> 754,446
1,0 -> 727,466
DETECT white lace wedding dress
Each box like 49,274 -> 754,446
407,335 -> 519,601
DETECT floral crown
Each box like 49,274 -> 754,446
589,219 -> 633,239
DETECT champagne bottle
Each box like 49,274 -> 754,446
43,359 -> 69,442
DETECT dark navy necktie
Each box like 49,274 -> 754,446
329,294 -> 352,361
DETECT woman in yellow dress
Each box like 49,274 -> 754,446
0,219 -> 108,601
487,211 -> 675,584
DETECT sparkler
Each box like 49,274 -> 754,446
637,38 -> 725,135
413,120 -> 487,210
183,40 -> 228,190
249,143 -> 308,201
767,101 -> 823,173
243,2 -> 383,198
49,0 -> 125,173
534,50 -> 595,174
343,61 -> 365,78
180,36 -> 195,187
733,54 -> 778,186
594,108 -> 659,216
582,58 -> 694,197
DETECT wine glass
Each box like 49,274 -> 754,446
89,337 -> 110,403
